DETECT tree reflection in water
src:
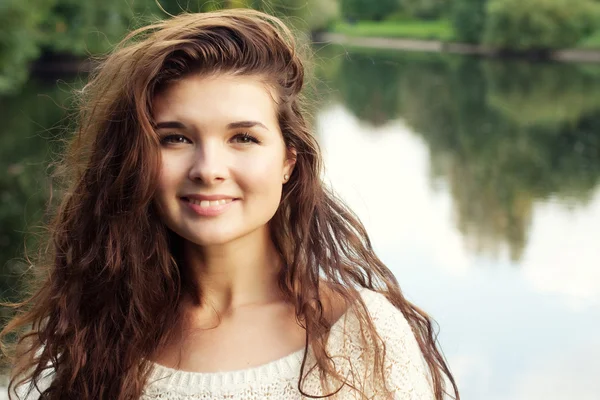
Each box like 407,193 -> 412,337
319,46 -> 600,261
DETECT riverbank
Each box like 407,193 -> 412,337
317,32 -> 600,64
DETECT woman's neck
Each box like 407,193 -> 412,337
181,227 -> 286,316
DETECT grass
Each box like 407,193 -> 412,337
577,30 -> 600,49
330,19 -> 600,51
330,19 -> 455,42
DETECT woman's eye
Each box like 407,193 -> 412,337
160,134 -> 190,144
231,132 -> 260,144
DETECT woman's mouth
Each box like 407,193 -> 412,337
180,197 -> 238,217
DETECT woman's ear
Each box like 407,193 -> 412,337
283,147 -> 297,183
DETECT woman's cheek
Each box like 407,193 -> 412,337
245,158 -> 283,191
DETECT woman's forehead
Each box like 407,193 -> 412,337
152,73 -> 280,129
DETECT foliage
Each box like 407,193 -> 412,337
0,0 -> 55,93
578,29 -> 600,48
384,10 -> 414,22
0,77 -> 79,302
484,0 -> 600,50
0,0 -> 153,94
0,0 -> 338,95
451,0 -> 488,43
155,0 -> 339,31
257,0 -> 340,32
299,0 -> 340,32
399,0 -> 448,20
38,0 -> 148,56
340,0 -> 399,21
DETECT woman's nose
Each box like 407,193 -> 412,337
188,142 -> 228,184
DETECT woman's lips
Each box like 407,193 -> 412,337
181,197 -> 237,217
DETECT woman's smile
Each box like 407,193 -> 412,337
181,196 -> 239,217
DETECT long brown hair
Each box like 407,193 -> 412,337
1,8 -> 459,400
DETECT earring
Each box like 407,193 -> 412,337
284,174 -> 289,182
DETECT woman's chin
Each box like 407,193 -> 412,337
180,232 -> 239,248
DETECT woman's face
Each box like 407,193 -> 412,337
152,73 -> 295,247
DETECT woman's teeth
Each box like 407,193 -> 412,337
188,198 -> 233,207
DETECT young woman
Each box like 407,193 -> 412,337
1,8 -> 459,400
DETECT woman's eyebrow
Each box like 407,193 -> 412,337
227,120 -> 269,131
155,121 -> 187,130
154,120 -> 270,131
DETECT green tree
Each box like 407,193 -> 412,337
0,0 -> 56,93
38,0 -> 153,56
340,0 -> 399,21
0,0 -> 336,95
254,0 -> 339,32
400,0 -> 448,20
0,0 -> 153,94
484,0 -> 600,51
451,0 -> 487,43
299,0 -> 339,32
0,76 -> 80,304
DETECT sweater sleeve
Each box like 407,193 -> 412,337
363,290 -> 436,400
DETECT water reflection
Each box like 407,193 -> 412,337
320,46 -> 600,261
317,105 -> 600,399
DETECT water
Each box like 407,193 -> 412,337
1,47 -> 599,399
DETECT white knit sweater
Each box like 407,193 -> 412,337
16,289 -> 436,399
142,289 -> 435,399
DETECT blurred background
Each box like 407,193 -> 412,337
1,1 -> 600,399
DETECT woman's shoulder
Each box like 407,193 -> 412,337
348,287 -> 415,336
328,287 -> 436,398
321,285 -> 409,330
325,287 -> 421,354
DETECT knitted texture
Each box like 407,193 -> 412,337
142,289 -> 435,399
13,289 -> 435,399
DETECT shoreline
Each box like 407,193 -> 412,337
317,32 -> 600,64
29,35 -> 600,76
